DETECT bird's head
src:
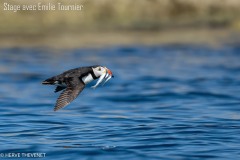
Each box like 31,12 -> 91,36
91,65 -> 114,88
92,66 -> 113,78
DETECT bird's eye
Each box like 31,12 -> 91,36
98,67 -> 101,71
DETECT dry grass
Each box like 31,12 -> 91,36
1,0 -> 240,48
1,0 -> 240,34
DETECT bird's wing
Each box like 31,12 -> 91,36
54,77 -> 85,111
54,86 -> 66,93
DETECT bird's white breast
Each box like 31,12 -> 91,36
82,74 -> 94,84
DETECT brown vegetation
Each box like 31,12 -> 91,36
1,0 -> 240,47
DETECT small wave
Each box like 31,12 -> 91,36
0,72 -> 44,83
186,91 -> 238,100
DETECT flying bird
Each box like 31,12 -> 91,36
42,65 -> 113,111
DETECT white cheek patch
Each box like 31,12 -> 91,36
91,72 -> 106,89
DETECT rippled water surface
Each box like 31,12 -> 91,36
0,45 -> 240,160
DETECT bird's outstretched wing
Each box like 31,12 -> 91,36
54,77 -> 85,111
54,86 -> 66,93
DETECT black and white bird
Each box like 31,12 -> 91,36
42,65 -> 113,111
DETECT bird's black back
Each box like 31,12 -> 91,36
42,65 -> 98,85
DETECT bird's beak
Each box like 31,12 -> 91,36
106,67 -> 114,78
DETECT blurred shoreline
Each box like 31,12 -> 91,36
0,28 -> 240,49
1,0 -> 240,48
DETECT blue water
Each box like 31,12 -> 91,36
0,45 -> 240,160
